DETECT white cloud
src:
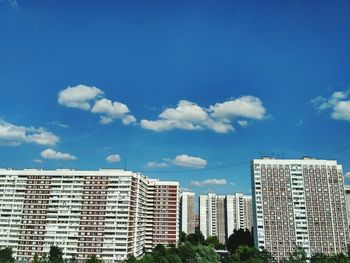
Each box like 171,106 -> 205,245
41,148 -> 76,160
33,159 -> 43,163
191,178 -> 227,187
58,84 -> 103,110
140,96 -> 266,133
237,120 -> 249,127
172,154 -> 207,168
106,154 -> 121,163
312,90 -> 350,121
0,121 -> 59,146
26,130 -> 60,145
146,161 -> 169,168
332,101 -> 350,121
58,85 -> 136,125
92,98 -> 129,116
210,96 -> 266,120
345,172 -> 350,178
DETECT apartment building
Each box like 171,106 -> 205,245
251,157 -> 350,261
0,169 -> 179,263
226,193 -> 253,237
180,192 -> 196,235
344,185 -> 350,227
199,193 -> 253,244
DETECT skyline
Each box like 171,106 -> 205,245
1,0 -> 350,197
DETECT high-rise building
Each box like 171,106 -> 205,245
180,192 -> 196,235
226,193 -> 253,238
251,157 -> 350,261
0,168 -> 179,263
344,185 -> 350,227
199,193 -> 252,244
199,193 -> 226,243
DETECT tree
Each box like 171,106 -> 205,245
187,227 -> 205,245
86,255 -> 104,263
284,246 -> 307,263
32,253 -> 41,263
232,245 -> 261,262
124,255 -> 137,263
48,246 -> 63,263
226,229 -> 253,254
0,247 -> 14,263
178,243 -> 198,263
179,231 -> 187,243
194,245 -> 220,263
205,236 -> 225,250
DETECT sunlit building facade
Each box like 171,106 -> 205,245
0,169 -> 179,262
252,157 -> 350,261
180,192 -> 196,235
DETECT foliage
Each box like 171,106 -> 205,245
179,231 -> 187,243
186,227 -> 205,246
86,255 -> 104,263
48,246 -> 64,263
204,236 -> 225,250
0,247 -> 14,263
226,229 -> 254,254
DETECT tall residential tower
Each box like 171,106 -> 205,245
180,192 -> 196,235
0,169 -> 179,263
251,157 -> 350,261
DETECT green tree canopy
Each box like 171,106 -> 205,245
0,247 -> 14,263
226,229 -> 253,254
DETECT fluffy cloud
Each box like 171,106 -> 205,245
312,90 -> 350,121
41,148 -> 76,160
58,84 -> 103,110
345,172 -> 350,178
140,96 -> 266,133
106,154 -> 121,163
210,96 -> 266,120
0,121 -> 59,146
146,161 -> 169,168
58,84 -> 136,125
191,178 -> 227,187
33,159 -> 43,163
92,98 -> 136,125
172,154 -> 207,168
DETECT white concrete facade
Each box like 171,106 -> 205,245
0,169 -> 179,262
226,193 -> 253,238
180,192 -> 195,234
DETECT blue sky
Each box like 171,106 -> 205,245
1,0 -> 350,196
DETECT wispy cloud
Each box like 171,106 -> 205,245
191,178 -> 227,187
1,0 -> 19,9
145,161 -> 169,168
51,121 -> 69,128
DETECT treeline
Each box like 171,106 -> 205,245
122,227 -> 222,263
2,229 -> 350,263
0,246 -> 102,263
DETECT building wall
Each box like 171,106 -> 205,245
0,169 -> 179,263
180,192 -> 195,235
344,185 -> 350,228
252,157 -> 350,261
199,193 -> 252,244
226,193 -> 253,239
